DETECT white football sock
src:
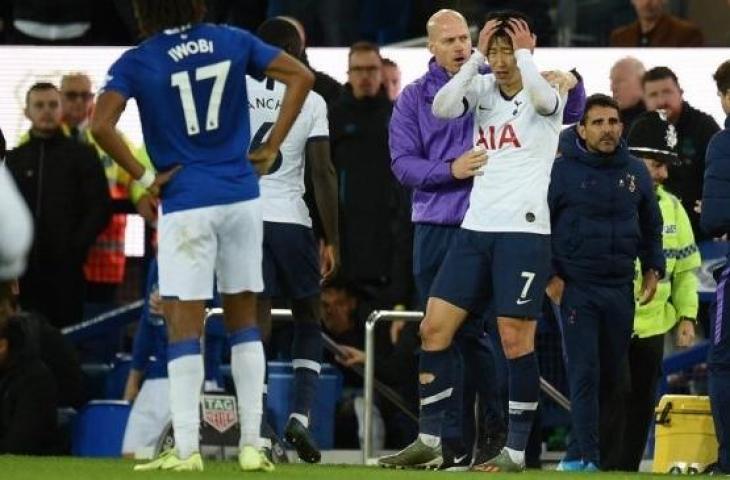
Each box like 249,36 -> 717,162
168,353 -> 204,459
505,446 -> 525,465
289,412 -> 309,428
419,433 -> 441,448
231,340 -> 265,448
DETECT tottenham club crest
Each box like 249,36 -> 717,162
619,173 -> 637,192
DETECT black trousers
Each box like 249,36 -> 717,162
600,333 -> 665,471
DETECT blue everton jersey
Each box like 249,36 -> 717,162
102,23 -> 281,213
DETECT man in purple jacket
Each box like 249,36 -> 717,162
380,9 -> 586,470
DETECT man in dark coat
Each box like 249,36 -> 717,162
6,82 -> 110,328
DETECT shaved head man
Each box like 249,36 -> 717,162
610,57 -> 645,110
610,57 -> 647,134
427,9 -> 472,75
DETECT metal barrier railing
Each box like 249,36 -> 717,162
62,299 -> 145,342
162,306 -> 572,464
364,310 -> 424,463
363,309 -> 573,464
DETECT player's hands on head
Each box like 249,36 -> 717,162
248,142 -> 278,176
148,165 -> 182,197
505,18 -> 536,52
451,146 -> 488,179
477,19 -> 502,56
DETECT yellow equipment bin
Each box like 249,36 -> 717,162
653,395 -> 718,473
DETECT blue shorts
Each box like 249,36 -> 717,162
430,230 -> 551,319
262,222 -> 320,299
413,223 -> 490,337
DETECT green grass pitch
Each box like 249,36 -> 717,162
0,456 -> 668,480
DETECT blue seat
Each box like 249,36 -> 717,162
105,354 -> 133,399
72,400 -> 131,457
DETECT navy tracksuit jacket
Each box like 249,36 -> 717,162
701,116 -> 730,473
549,126 -> 664,464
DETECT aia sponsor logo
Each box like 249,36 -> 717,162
476,124 -> 521,150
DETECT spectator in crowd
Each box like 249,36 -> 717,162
0,284 -> 59,455
701,59 -> 730,476
321,278 -> 419,450
329,41 -> 413,310
320,279 -> 374,449
0,127 -> 33,283
603,111 -> 700,471
610,57 -> 646,135
549,94 -> 664,472
384,8 -> 585,470
382,58 -> 402,101
335,317 -> 420,450
0,279 -> 86,410
610,0 -> 704,47
58,73 -> 154,316
643,67 -> 721,240
6,82 -> 111,329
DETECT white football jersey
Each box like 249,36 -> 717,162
461,76 -> 566,234
246,76 -> 329,226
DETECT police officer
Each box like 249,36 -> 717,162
606,111 -> 700,471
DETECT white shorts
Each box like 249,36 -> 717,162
122,378 -> 171,456
158,199 -> 264,300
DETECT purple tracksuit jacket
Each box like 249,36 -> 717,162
389,57 -> 586,225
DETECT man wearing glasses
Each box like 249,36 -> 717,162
59,73 -> 154,318
328,41 -> 413,312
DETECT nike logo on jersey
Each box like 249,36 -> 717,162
478,106 -> 490,111
516,298 -> 532,305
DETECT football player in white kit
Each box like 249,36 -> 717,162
415,11 -> 571,472
248,18 -> 339,464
